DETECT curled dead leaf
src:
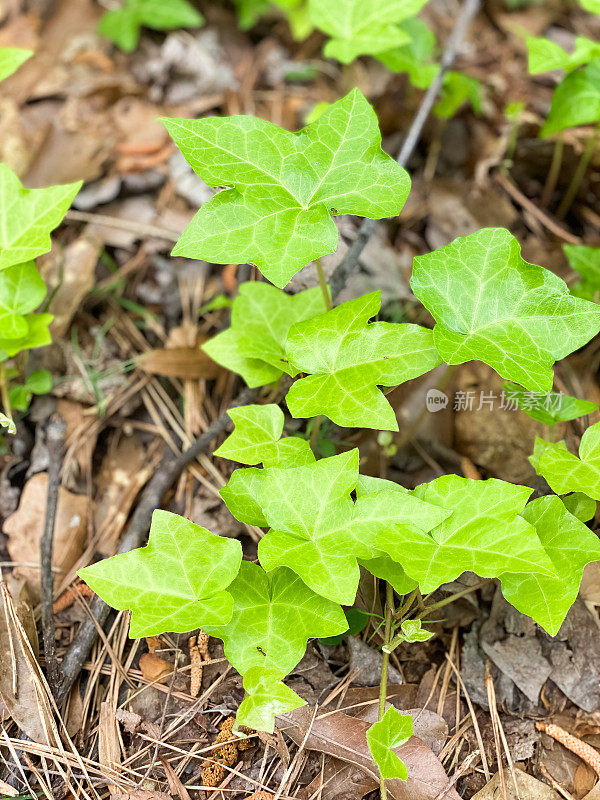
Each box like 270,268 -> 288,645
137,347 -> 224,380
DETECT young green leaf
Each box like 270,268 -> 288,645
162,89 -> 410,287
215,404 -> 314,466
203,283 -> 327,387
540,62 -> 600,137
531,422 -> 600,499
78,510 -> 242,637
98,0 -> 203,53
500,495 -> 600,635
562,491 -> 596,522
377,18 -> 438,89
0,313 -> 53,359
237,667 -> 306,733
399,619 -> 434,643
375,475 -> 557,593
255,450 -> 450,604
434,71 -> 483,119
366,707 -> 413,781
0,412 -> 16,435
0,165 -> 82,271
563,244 -> 600,300
0,262 -> 47,339
503,383 -> 597,426
204,562 -> 347,675
527,36 -> 600,74
580,0 -> 600,11
285,291 -> 442,430
308,0 -> 428,64
0,48 -> 33,82
411,228 -> 600,393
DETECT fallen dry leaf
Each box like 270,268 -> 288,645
138,347 -> 224,381
110,793 -> 172,800
139,653 -> 172,684
0,581 -> 60,746
471,769 -> 561,799
278,705 -> 460,800
4,473 -> 89,597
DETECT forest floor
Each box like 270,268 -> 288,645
1,0 -> 600,798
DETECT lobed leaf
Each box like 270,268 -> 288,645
237,667 -> 306,733
375,475 -> 557,593
215,404 -> 314,466
540,62 -> 600,137
0,48 -> 33,82
527,36 -> 600,74
203,283 -> 327,387
366,707 -> 413,780
531,422 -> 600,499
162,89 -> 410,287
562,491 -> 596,522
500,495 -> 600,634
0,313 -> 53,359
503,383 -> 597,426
285,291 -> 442,430
98,0 -> 203,52
0,165 -> 82,271
255,450 -> 450,604
78,510 -> 242,637
308,0 -> 428,64
411,228 -> 600,392
204,561 -> 347,675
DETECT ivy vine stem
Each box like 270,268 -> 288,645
556,124 -> 600,220
541,132 -> 563,208
0,362 -> 12,423
378,582 -> 396,800
315,257 -> 333,312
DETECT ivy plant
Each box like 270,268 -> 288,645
563,244 -> 600,300
540,60 -> 600,138
0,47 -> 32,82
97,0 -> 204,53
78,87 -> 600,794
161,88 -> 410,287
503,383 -> 598,426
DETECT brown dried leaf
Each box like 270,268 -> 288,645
471,769 -> 561,799
4,473 -> 89,597
278,705 -> 460,800
0,581 -> 60,746
139,653 -> 172,684
138,347 -> 223,380
111,793 -> 172,800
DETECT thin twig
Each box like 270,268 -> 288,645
64,210 -> 181,241
41,414 -> 66,695
329,0 -> 482,298
56,385 -> 257,702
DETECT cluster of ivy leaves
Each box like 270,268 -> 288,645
0,50 -> 82,430
79,86 -> 600,793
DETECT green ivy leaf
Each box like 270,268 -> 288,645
215,404 -> 314,466
162,89 -> 410,288
366,707 -> 413,781
0,48 -> 33,82
319,607 -> 371,644
0,262 -> 47,339
203,283 -> 327,387
358,554 -> 418,596
400,618 -> 434,643
78,510 -> 242,637
221,468 -> 269,526
500,495 -> 600,635
0,165 -> 82,271
285,292 -> 442,430
540,62 -> 600,137
503,383 -> 597,426
411,228 -> 600,392
98,0 -> 203,53
0,313 -> 53,359
377,18 -> 439,89
531,422 -> 600,499
527,36 -> 600,74
205,561 -> 347,674
237,667 -> 306,733
562,491 -> 596,522
375,475 -> 556,593
434,71 -> 483,119
564,244 -> 600,300
255,450 -> 450,604
580,0 -> 600,11
308,0 -> 428,64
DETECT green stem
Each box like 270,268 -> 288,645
416,578 -> 490,619
378,582 -> 395,800
0,362 -> 12,424
315,257 -> 332,312
557,125 -> 599,220
541,133 -> 563,208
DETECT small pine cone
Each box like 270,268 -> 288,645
201,762 -> 226,787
